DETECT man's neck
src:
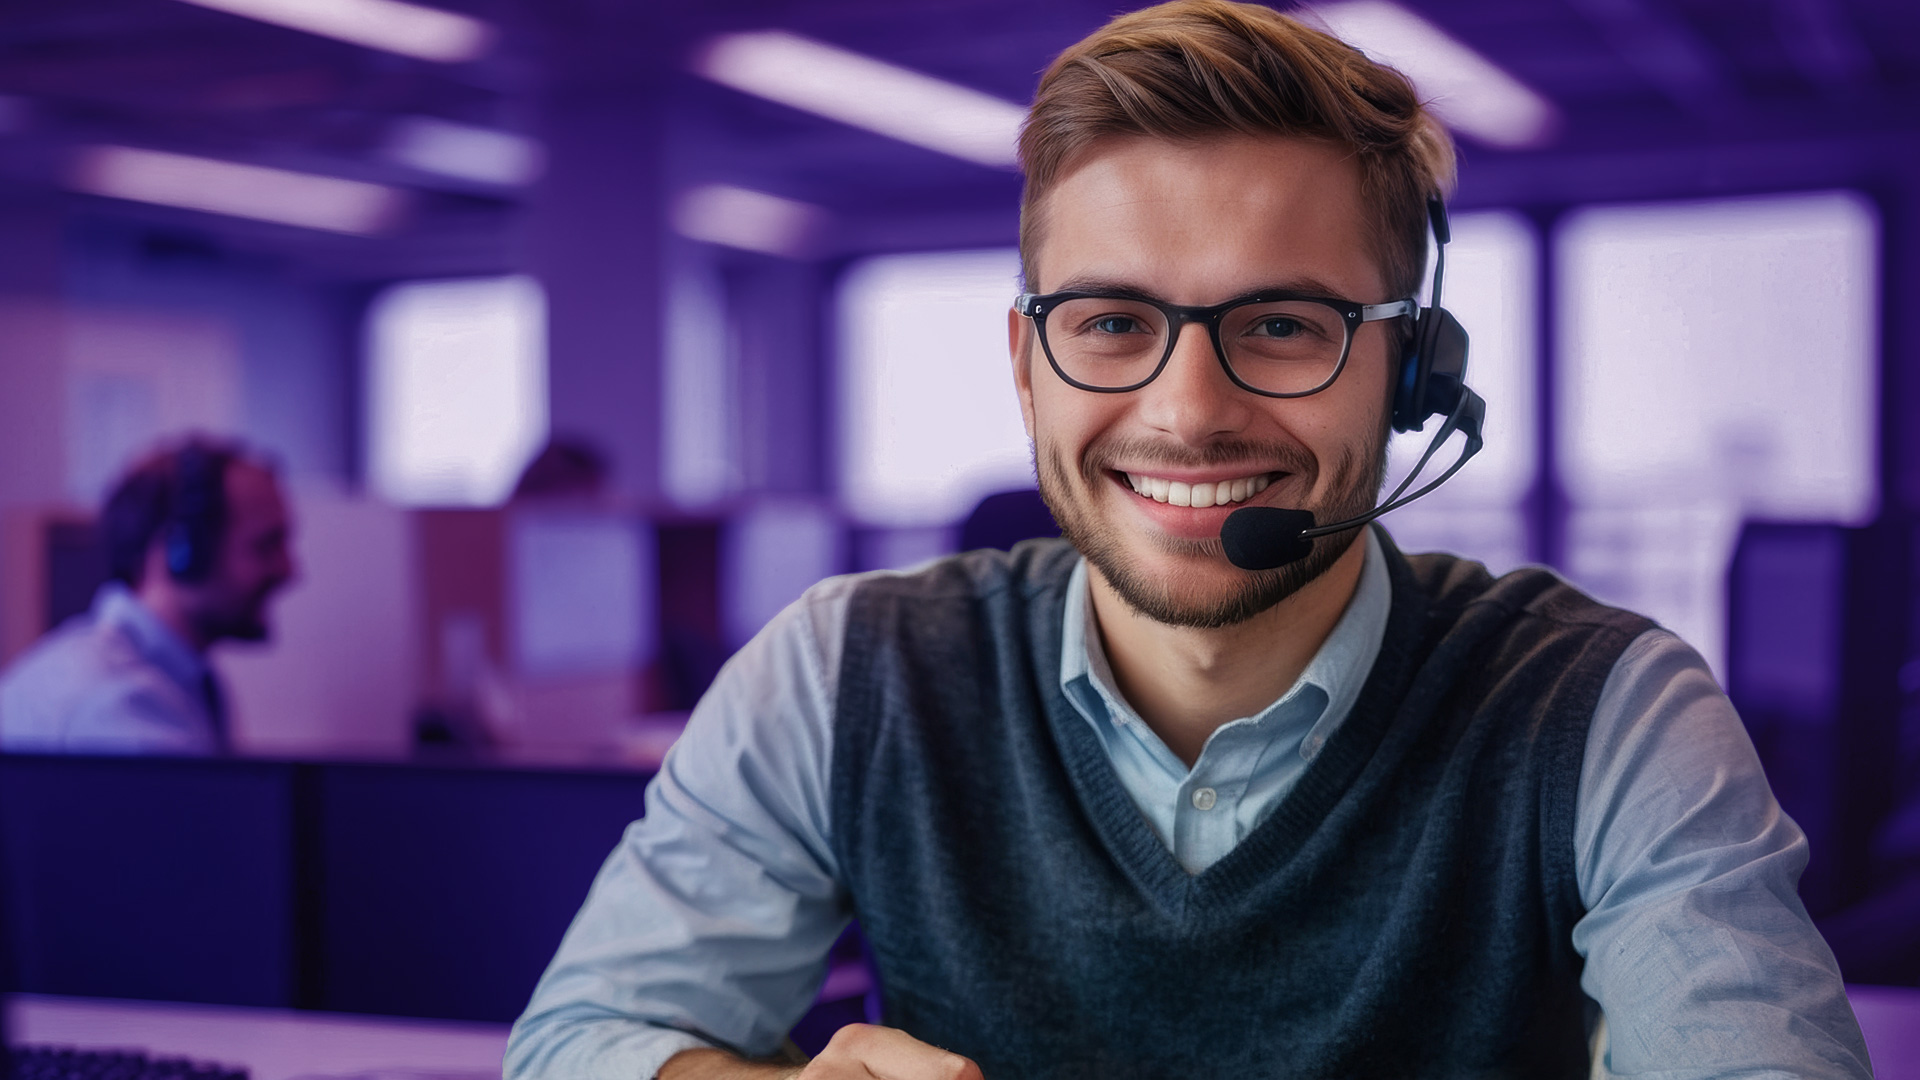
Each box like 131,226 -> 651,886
131,582 -> 211,655
1088,538 -> 1368,767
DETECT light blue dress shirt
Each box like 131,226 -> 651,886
0,582 -> 223,755
508,533 -> 1872,1079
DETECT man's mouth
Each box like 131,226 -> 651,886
1119,471 -> 1275,508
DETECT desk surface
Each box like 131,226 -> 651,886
7,995 -> 509,1080
1848,985 -> 1920,1080
11,985 -> 1918,1079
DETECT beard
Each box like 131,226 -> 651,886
1036,429 -> 1387,629
191,588 -> 275,644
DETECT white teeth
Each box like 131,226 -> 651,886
1123,472 -> 1271,508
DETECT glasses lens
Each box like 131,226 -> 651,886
1042,297 -> 1171,389
1218,299 -> 1349,395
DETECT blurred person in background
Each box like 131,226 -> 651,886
0,436 -> 296,755
511,435 -> 612,503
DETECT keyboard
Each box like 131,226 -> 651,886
8,1045 -> 248,1080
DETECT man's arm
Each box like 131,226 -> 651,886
507,570 -> 996,1080
65,681 -> 220,754
504,577 -> 856,1079
1573,628 -> 1873,1078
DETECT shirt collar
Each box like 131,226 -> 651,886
94,580 -> 211,696
1059,527 -> 1391,747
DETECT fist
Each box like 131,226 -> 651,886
797,1024 -> 984,1080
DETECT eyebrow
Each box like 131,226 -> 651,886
1045,274 -> 1359,303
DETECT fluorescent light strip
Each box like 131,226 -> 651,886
1303,1 -> 1557,148
74,146 -> 405,235
696,31 -> 1024,168
385,116 -> 545,186
673,184 -> 826,258
172,0 -> 492,63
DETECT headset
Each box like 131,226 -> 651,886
1221,194 -> 1485,571
163,442 -> 228,583
1391,196 -> 1472,435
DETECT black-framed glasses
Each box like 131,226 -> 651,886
1014,290 -> 1417,398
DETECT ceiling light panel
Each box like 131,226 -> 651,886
674,184 -> 827,258
1302,1 -> 1558,148
385,117 -> 545,186
695,31 -> 1024,168
73,146 -> 405,235
172,0 -> 493,63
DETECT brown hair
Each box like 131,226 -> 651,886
1017,0 -> 1457,301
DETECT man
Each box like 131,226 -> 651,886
509,3 -> 1871,1077
0,437 -> 296,755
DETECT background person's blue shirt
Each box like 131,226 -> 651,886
507,530 -> 1870,1079
0,581 -> 224,755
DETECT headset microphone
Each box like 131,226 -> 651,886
1221,195 -> 1484,573
1222,384 -> 1484,570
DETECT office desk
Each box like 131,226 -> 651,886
10,986 -> 1916,1079
1850,984 -> 1920,1080
7,994 -> 509,1080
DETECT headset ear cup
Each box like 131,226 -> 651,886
164,444 -> 221,583
1392,307 -> 1436,433
1392,306 -> 1472,433
1423,308 -> 1469,384
165,520 -> 197,580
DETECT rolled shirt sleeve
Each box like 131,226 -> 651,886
1573,628 -> 1872,1078
505,575 -> 860,1080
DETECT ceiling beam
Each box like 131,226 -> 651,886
1564,0 -> 1740,118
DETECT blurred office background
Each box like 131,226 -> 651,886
1,0 -> 1919,1063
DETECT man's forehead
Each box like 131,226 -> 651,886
1027,133 -> 1383,300
223,462 -> 286,518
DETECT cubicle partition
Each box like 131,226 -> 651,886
0,755 -> 298,1008
0,752 -> 654,1024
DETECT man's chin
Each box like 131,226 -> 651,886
207,615 -> 272,645
1082,528 -> 1359,629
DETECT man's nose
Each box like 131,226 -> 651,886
1134,321 -> 1254,440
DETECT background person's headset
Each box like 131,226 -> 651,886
163,443 -> 228,583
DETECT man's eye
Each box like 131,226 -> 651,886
1091,315 -> 1142,334
1254,317 -> 1305,338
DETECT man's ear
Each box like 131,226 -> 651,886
1008,306 -> 1037,443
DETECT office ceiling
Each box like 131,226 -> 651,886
0,0 -> 1915,277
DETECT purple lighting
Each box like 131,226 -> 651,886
170,0 -> 494,63
1303,1 -> 1559,148
693,30 -> 1025,168
673,183 -> 827,258
71,145 -> 406,235
384,117 -> 545,187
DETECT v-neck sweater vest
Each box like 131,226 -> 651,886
830,531 -> 1652,1079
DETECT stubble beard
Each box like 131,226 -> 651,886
1036,432 -> 1387,630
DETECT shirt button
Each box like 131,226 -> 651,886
1191,787 -> 1217,811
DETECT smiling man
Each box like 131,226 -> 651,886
0,437 -> 296,755
508,3 -> 1870,1078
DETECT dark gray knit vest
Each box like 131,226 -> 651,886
829,530 -> 1653,1079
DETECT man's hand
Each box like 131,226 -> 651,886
660,1025 -> 984,1080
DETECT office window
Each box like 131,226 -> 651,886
838,249 -> 1031,527
1379,211 -> 1537,576
663,262 -> 737,507
1558,192 -> 1878,675
366,275 -> 548,506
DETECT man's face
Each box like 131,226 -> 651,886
1011,134 -> 1395,627
190,463 -> 296,644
